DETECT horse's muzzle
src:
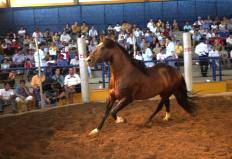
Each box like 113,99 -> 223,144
86,56 -> 95,67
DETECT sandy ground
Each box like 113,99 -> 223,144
0,96 -> 232,159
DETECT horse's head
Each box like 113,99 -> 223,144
86,38 -> 114,67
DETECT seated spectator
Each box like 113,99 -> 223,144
1,58 -> 10,71
72,22 -> 81,38
15,80 -> 33,111
44,28 -> 53,43
11,39 -> 21,51
202,29 -> 212,40
135,50 -> 143,61
64,67 -> 81,98
57,55 -> 68,67
0,82 -> 17,114
64,23 -> 71,34
18,27 -> 26,39
183,22 -> 192,32
24,58 -> 33,81
42,78 -> 65,106
52,32 -> 60,42
60,31 -> 71,43
70,54 -> 79,66
144,30 -> 153,44
89,26 -> 98,38
192,30 -> 202,46
175,40 -> 183,59
113,23 -> 121,35
88,40 -> 97,53
172,19 -> 179,31
226,34 -> 232,51
52,68 -> 64,87
49,42 -> 58,60
12,48 -> 25,67
81,22 -> 89,36
32,27 -> 43,43
155,47 -> 165,61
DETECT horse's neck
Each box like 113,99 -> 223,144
110,51 -> 132,78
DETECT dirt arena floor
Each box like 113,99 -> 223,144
0,96 -> 232,159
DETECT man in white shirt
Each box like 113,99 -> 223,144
34,42 -> 47,68
165,37 -> 176,67
142,43 -> 155,67
114,23 -> 121,35
88,26 -> 98,38
64,67 -> 81,97
60,31 -> 71,43
195,39 -> 209,77
0,82 -> 17,114
226,34 -> 232,51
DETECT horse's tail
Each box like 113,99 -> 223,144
174,77 -> 197,115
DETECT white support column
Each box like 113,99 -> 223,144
183,32 -> 193,92
34,38 -> 44,108
77,37 -> 90,103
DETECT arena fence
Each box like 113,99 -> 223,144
0,57 -> 231,115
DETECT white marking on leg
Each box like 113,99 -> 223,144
89,128 -> 99,136
115,116 -> 124,124
163,112 -> 171,121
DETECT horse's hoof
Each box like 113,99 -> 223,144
143,121 -> 152,128
163,117 -> 170,121
163,112 -> 171,121
89,128 -> 99,136
115,116 -> 124,124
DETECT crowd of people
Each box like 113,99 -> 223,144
0,16 -> 232,114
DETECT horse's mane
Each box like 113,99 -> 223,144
103,38 -> 149,75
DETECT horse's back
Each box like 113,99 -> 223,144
147,63 -> 183,93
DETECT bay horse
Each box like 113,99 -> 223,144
86,38 -> 196,135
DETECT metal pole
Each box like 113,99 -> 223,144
101,63 -> 106,88
34,38 -> 44,108
212,58 -> 216,81
77,37 -> 89,103
219,57 -> 222,81
183,32 -> 192,92
133,31 -> 136,58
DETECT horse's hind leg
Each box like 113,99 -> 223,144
163,99 -> 171,121
144,98 -> 165,125
111,97 -> 132,123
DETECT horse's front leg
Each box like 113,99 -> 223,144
111,97 -> 132,124
89,96 -> 115,135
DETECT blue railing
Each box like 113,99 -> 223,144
0,57 -> 227,88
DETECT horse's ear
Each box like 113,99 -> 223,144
103,38 -> 115,49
